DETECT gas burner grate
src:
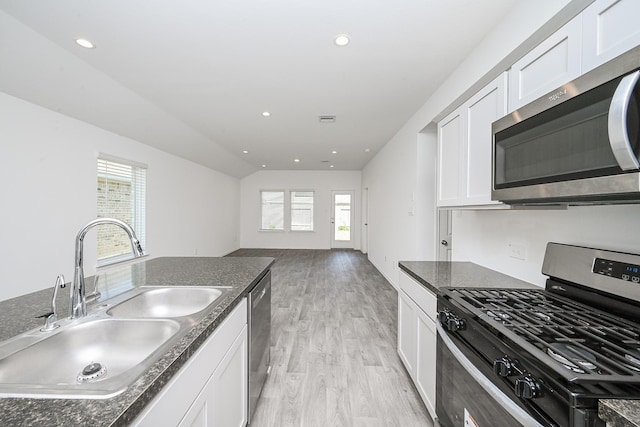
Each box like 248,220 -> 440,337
449,288 -> 640,383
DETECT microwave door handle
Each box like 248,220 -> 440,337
608,70 -> 640,170
436,323 -> 544,427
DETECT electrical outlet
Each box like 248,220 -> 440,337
508,243 -> 526,260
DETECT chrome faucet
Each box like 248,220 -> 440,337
41,274 -> 66,332
71,218 -> 144,319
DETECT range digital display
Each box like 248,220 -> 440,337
593,258 -> 640,283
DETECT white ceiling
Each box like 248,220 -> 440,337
0,0 -> 515,177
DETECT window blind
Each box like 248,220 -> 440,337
97,156 -> 147,264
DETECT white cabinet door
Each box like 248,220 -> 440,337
397,271 -> 437,420
179,325 -> 248,427
209,325 -> 248,427
438,74 -> 507,208
582,0 -> 640,72
398,290 -> 417,379
416,308 -> 437,420
464,73 -> 507,206
508,16 -> 582,112
437,110 -> 464,207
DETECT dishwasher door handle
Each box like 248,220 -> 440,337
252,284 -> 269,308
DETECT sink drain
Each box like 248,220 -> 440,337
77,362 -> 107,382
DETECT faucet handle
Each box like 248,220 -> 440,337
41,274 -> 65,332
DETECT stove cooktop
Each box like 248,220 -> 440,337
447,287 -> 640,385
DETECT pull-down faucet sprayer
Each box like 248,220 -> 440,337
71,218 -> 144,319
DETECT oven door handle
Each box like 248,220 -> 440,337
608,70 -> 640,171
436,323 -> 544,427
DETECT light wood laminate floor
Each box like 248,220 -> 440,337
228,249 -> 433,427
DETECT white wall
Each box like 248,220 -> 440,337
363,129 -> 435,288
362,0 -> 580,288
240,170 -> 361,249
0,92 -> 240,301
453,205 -> 640,286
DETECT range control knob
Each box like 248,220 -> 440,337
514,375 -> 540,399
437,310 -> 465,332
446,316 -> 465,332
493,357 -> 513,377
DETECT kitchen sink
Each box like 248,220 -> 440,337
107,287 -> 228,319
0,318 -> 180,398
0,285 -> 232,399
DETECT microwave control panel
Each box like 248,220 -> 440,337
593,258 -> 640,283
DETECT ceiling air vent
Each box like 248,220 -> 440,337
318,115 -> 336,124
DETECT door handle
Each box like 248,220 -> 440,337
608,70 -> 640,170
441,240 -> 449,246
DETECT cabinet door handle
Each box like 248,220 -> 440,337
441,240 -> 448,246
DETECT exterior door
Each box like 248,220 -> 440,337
331,191 -> 354,248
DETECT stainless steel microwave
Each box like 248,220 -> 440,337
492,45 -> 640,205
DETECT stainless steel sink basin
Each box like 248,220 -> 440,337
107,287 -> 228,318
0,285 -> 232,399
0,318 -> 180,398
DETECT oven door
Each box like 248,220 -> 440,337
436,323 -> 545,427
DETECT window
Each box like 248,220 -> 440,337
260,191 -> 284,230
97,156 -> 147,265
290,191 -> 314,231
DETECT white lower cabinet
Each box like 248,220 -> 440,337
180,325 -> 248,427
415,307 -> 437,418
398,290 -> 417,375
133,299 -> 248,427
397,271 -> 437,420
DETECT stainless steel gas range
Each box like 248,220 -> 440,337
436,243 -> 640,427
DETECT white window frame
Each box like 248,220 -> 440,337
260,190 -> 285,231
290,190 -> 314,232
97,154 -> 147,267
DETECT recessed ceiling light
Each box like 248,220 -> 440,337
319,115 -> 336,123
242,150 -> 249,154
262,111 -> 271,117
75,38 -> 95,49
334,34 -> 350,47
331,150 -> 337,154
261,164 -> 267,168
330,165 -> 335,168
365,148 -> 371,153
294,158 -> 300,163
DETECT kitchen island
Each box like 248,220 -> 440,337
0,256 -> 273,426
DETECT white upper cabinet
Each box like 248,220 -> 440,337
582,0 -> 640,73
437,73 -> 507,208
464,73 -> 507,206
508,16 -> 582,112
437,110 -> 464,206
509,0 -> 640,112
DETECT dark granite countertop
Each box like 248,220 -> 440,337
398,260 -> 538,294
0,256 -> 274,426
399,260 -> 640,425
600,399 -> 640,427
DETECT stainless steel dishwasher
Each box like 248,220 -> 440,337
248,270 -> 271,423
